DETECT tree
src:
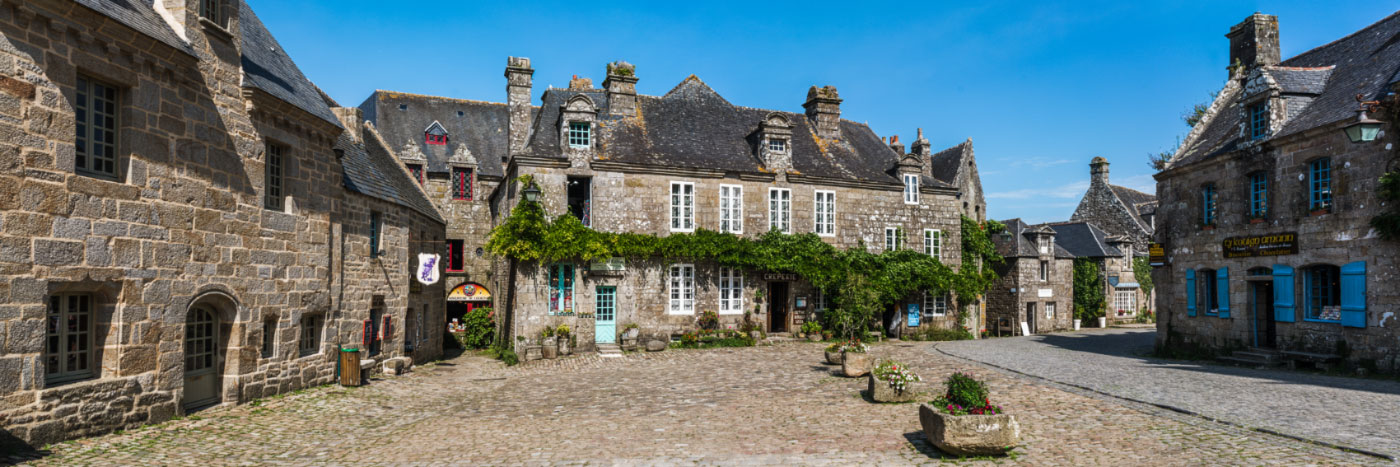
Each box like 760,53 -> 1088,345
1132,256 -> 1155,304
1073,258 -> 1105,323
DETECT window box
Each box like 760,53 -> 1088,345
1310,208 -> 1331,216
1201,224 -> 1215,231
1249,217 -> 1266,224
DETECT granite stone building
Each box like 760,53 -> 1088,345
368,59 -> 988,351
1154,12 -> 1399,371
1049,221 -> 1144,323
1071,157 -> 1157,252
0,0 -> 445,448
987,220 -> 1075,335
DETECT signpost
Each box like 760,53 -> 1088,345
1222,233 -> 1298,258
416,254 -> 440,285
1148,243 -> 1166,267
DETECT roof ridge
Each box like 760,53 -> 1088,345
372,90 -> 507,107
1266,65 -> 1336,71
1282,10 -> 1400,66
1109,184 -> 1155,198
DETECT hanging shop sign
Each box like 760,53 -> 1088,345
1223,232 -> 1298,259
763,273 -> 798,281
1148,243 -> 1167,267
416,253 -> 441,285
447,283 -> 492,302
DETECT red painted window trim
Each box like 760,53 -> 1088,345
446,239 -> 464,272
425,133 -> 446,145
452,168 -> 472,201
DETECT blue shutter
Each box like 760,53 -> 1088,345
1216,268 -> 1230,318
1185,269 -> 1196,317
1340,261 -> 1366,328
1273,264 -> 1295,323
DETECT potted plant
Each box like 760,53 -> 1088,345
824,342 -> 843,365
840,340 -> 871,377
801,321 -> 823,341
540,326 -> 558,359
919,372 -> 1019,457
620,323 -> 640,351
870,359 -> 922,403
520,336 -> 542,361
556,324 -> 572,356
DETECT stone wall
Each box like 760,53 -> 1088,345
0,0 -> 445,449
1071,160 -> 1153,252
987,256 -> 1074,335
1153,119 -> 1398,371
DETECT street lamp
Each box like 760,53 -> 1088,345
521,183 -> 541,203
1344,94 -> 1384,143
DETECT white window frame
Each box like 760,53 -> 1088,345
1046,302 -> 1056,319
768,188 -> 791,233
923,292 -> 947,317
1114,290 -> 1137,315
903,174 -> 919,204
884,227 -> 902,252
668,264 -> 696,315
923,229 -> 941,258
670,182 -> 695,232
768,138 -> 786,153
814,190 -> 835,237
718,267 -> 744,315
1039,261 -> 1049,282
719,184 -> 743,234
813,289 -> 827,312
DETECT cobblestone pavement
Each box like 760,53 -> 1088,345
937,328 -> 1400,461
10,341 -> 1385,466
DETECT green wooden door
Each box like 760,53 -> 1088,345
595,286 -> 616,344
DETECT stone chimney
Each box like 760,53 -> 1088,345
332,107 -> 363,143
1090,156 -> 1110,186
568,75 -> 593,90
505,56 -> 534,156
1226,13 -> 1280,76
803,85 -> 842,140
604,61 -> 638,118
911,128 -> 932,176
888,135 -> 905,155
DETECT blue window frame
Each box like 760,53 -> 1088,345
549,264 -> 574,313
1249,172 -> 1267,218
1201,184 -> 1217,226
1310,158 -> 1332,211
568,122 -> 590,148
1249,103 -> 1268,140
1304,265 -> 1341,322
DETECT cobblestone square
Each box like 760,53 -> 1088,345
9,340 -> 1384,466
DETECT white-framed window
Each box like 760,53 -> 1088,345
1046,302 -> 1056,319
718,267 -> 744,314
768,188 -> 791,233
1039,237 -> 1049,254
568,121 -> 591,148
1114,290 -> 1137,315
923,292 -> 947,317
903,174 -> 919,204
720,184 -> 743,234
814,190 -> 835,236
923,229 -> 941,258
670,182 -> 695,232
884,227 -> 902,251
668,264 -> 695,314
1039,261 -> 1049,282
813,289 -> 828,312
768,138 -> 786,153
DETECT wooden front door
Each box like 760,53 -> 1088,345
595,286 -> 616,344
1252,282 -> 1277,348
769,282 -> 789,332
183,306 -> 219,411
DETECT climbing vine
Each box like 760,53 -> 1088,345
1372,170 -> 1400,240
1132,256 -> 1155,303
486,179 -> 1007,339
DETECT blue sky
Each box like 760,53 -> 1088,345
252,1 -> 1398,224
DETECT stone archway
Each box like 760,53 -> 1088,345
180,289 -> 239,412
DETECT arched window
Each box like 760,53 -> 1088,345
1304,264 -> 1341,321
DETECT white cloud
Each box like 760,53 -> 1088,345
985,180 -> 1088,200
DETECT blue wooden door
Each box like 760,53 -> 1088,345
595,286 -> 616,344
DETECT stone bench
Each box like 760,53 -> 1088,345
1280,350 -> 1341,371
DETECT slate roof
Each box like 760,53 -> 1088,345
522,76 -> 908,185
926,140 -> 976,190
338,123 -> 444,224
239,3 -> 341,128
995,219 -> 1072,259
73,0 -> 195,56
1108,184 -> 1157,232
358,91 -> 510,178
1047,222 -> 1122,258
1173,11 -> 1400,167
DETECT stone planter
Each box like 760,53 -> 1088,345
621,328 -> 640,351
825,349 -> 842,365
558,338 -> 572,356
524,345 -> 543,361
541,337 -> 558,359
749,331 -> 762,342
1097,317 -> 1107,328
869,374 -> 919,403
918,404 -> 1020,457
841,352 -> 871,377
807,333 -> 822,342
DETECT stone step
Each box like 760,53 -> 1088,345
1217,355 -> 1283,368
596,344 -> 623,358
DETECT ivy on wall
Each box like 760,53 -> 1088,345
486,178 -> 1006,339
1132,256 -> 1155,302
1372,171 -> 1400,240
1072,258 -> 1105,322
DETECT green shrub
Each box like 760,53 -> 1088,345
931,372 -> 1001,415
800,321 -> 822,335
905,326 -> 973,342
455,308 -> 495,349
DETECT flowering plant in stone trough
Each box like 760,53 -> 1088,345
872,359 -> 921,394
839,340 -> 868,353
931,372 -> 1002,416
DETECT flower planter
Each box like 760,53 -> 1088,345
558,338 -> 572,356
841,352 -> 871,377
1201,225 -> 1215,231
918,404 -> 1020,457
1310,209 -> 1330,216
1097,317 -> 1107,328
1249,218 -> 1266,224
621,328 -> 640,351
869,374 -> 920,403
807,333 -> 822,342
1073,321 -> 1080,331
524,345 -> 543,361
541,337 -> 558,359
825,349 -> 842,365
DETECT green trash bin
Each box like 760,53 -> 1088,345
339,347 -> 362,386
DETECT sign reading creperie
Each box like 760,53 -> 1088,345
1222,232 -> 1298,258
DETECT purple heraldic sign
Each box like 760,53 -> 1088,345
417,253 -> 441,285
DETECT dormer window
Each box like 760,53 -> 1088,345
568,122 -> 591,148
768,138 -> 786,153
425,121 -> 449,145
426,134 -> 447,145
199,0 -> 223,26
903,174 -> 919,204
1249,102 -> 1268,140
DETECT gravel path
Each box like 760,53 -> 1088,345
936,328 -> 1400,460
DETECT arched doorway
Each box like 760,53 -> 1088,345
446,283 -> 492,338
183,305 -> 221,411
